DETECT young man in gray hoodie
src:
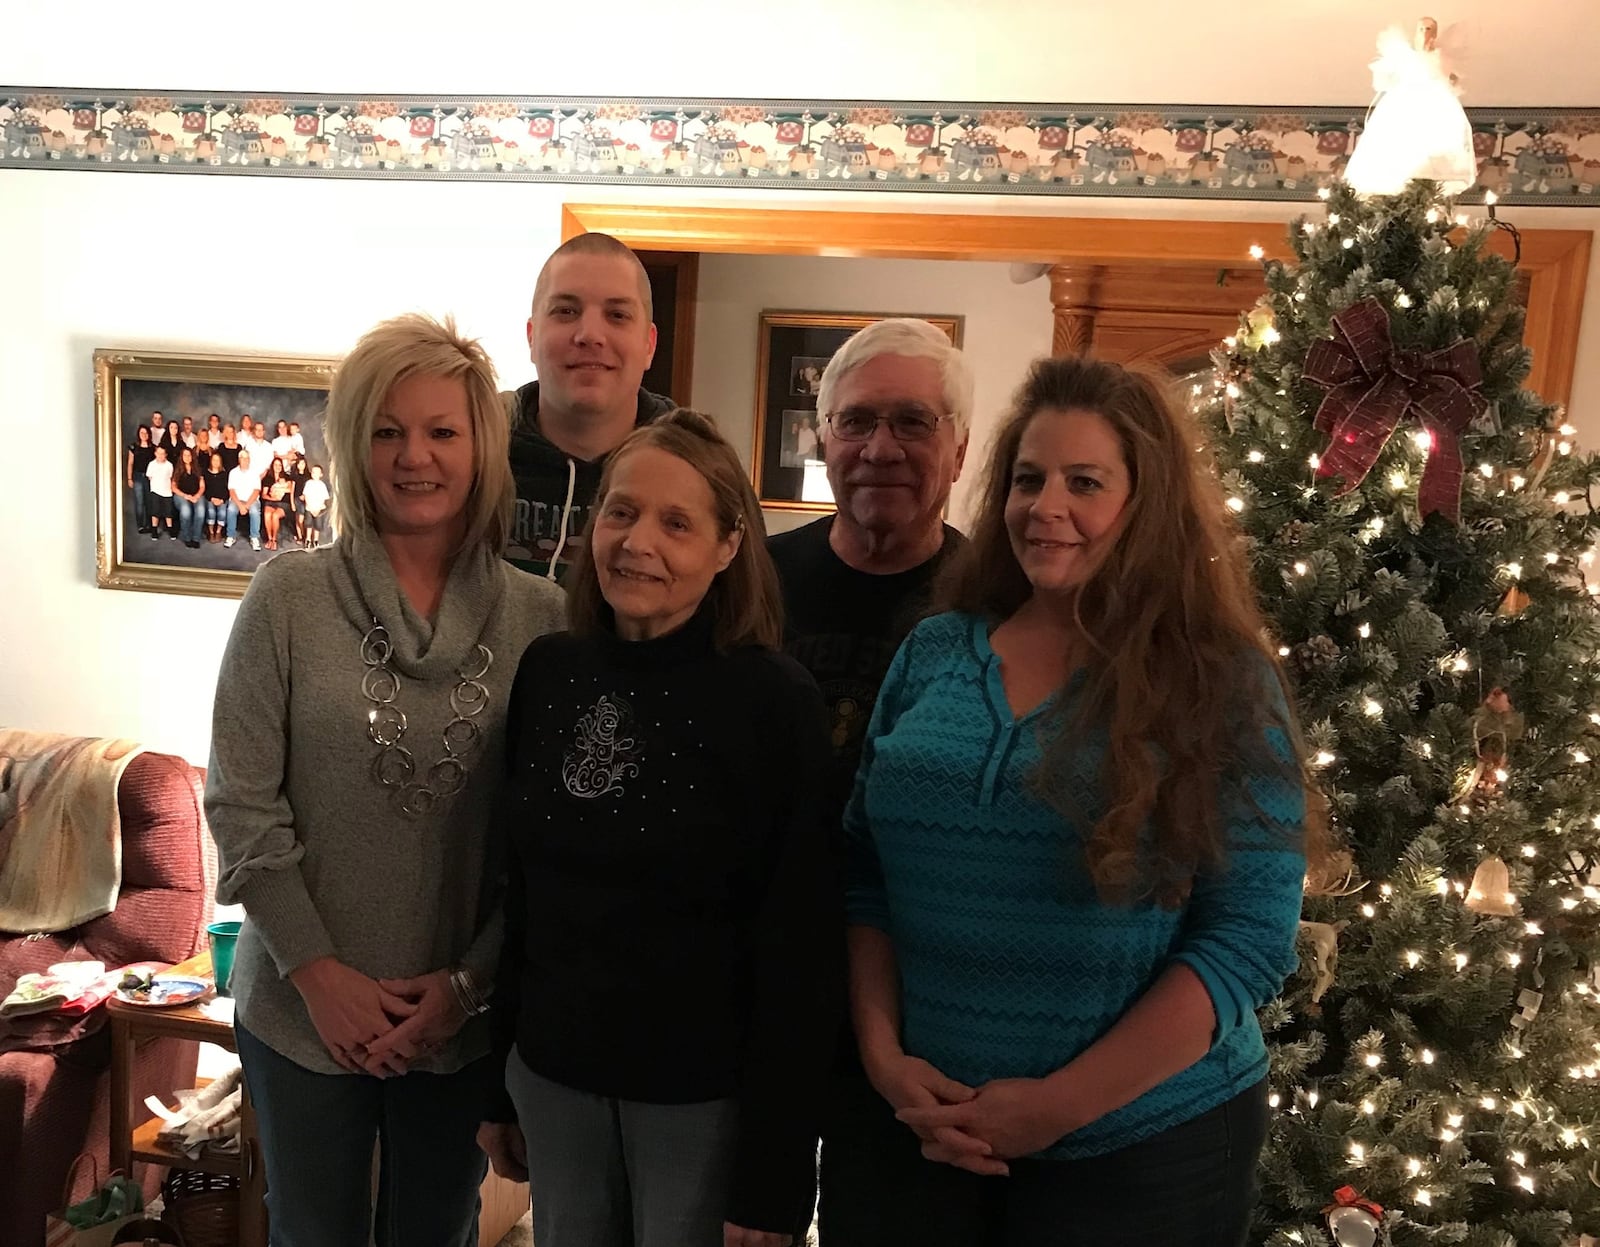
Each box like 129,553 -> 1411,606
505,232 -> 675,582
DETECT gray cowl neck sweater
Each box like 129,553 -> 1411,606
206,529 -> 566,1075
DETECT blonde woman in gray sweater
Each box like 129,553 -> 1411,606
205,313 -> 565,1247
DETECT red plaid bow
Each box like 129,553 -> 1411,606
1305,298 -> 1486,522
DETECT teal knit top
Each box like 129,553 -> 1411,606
844,611 -> 1306,1159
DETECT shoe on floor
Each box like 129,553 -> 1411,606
224,537 -> 235,547
251,538 -> 261,551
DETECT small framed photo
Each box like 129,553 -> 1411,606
753,311 -> 963,511
95,349 -> 337,598
788,357 -> 830,397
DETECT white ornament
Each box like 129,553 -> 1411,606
1344,19 -> 1477,196
1299,919 -> 1349,1003
1328,1204 -> 1381,1247
1464,855 -> 1518,915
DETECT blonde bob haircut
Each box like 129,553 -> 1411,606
324,313 -> 513,554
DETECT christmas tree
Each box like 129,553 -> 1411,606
1201,179 -> 1600,1247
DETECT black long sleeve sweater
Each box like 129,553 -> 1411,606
490,611 -> 842,1233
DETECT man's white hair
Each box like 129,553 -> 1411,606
817,318 -> 974,441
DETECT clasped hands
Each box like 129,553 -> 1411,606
289,956 -> 469,1077
866,1051 -> 1073,1177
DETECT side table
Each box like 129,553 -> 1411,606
106,950 -> 268,1247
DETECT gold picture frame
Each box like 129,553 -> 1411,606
96,348 -> 336,599
752,310 -> 964,512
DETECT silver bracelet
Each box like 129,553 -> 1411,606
449,968 -> 490,1016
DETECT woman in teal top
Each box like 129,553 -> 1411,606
844,356 -> 1317,1247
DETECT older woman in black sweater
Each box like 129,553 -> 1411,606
481,409 -> 840,1247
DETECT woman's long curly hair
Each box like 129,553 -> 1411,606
939,356 -> 1327,908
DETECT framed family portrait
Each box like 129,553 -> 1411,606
752,311 -> 963,511
95,349 -> 337,599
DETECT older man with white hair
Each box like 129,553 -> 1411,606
766,316 -> 972,1244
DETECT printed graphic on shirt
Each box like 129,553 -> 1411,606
830,695 -> 863,752
506,498 -> 591,578
562,694 -> 643,799
785,632 -> 900,762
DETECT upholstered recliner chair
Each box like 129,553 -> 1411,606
0,739 -> 215,1247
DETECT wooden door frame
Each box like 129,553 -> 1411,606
639,250 -> 699,403
562,203 -> 1591,405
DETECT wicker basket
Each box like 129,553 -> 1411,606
161,1167 -> 237,1247
110,1218 -> 186,1245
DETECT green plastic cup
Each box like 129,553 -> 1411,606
206,921 -> 242,997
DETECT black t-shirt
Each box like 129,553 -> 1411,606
175,470 -> 202,497
767,516 -> 965,824
219,445 -> 241,472
203,469 -> 228,502
129,443 -> 156,477
767,516 -> 965,1080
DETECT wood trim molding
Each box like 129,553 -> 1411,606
671,253 -> 699,403
639,250 -> 699,404
563,203 -> 1592,404
1497,229 -> 1593,408
1048,265 -> 1101,357
561,204 -> 1302,265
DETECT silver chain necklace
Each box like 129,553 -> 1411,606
360,618 -> 493,817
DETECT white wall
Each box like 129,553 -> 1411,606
690,255 -> 1053,535
3,0 -> 1599,764
7,0 -> 1599,106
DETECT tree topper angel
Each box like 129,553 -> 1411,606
1343,16 -> 1479,196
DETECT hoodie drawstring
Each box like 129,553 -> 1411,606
546,458 -> 578,581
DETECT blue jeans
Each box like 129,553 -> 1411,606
235,1019 -> 489,1247
176,496 -> 203,542
130,476 -> 150,530
206,498 -> 227,528
817,1073 -> 1268,1247
226,499 -> 260,540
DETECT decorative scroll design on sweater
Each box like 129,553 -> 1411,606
562,694 -> 642,799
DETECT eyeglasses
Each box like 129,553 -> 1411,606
826,406 -> 949,442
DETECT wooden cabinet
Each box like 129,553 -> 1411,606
1047,260 -> 1265,372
